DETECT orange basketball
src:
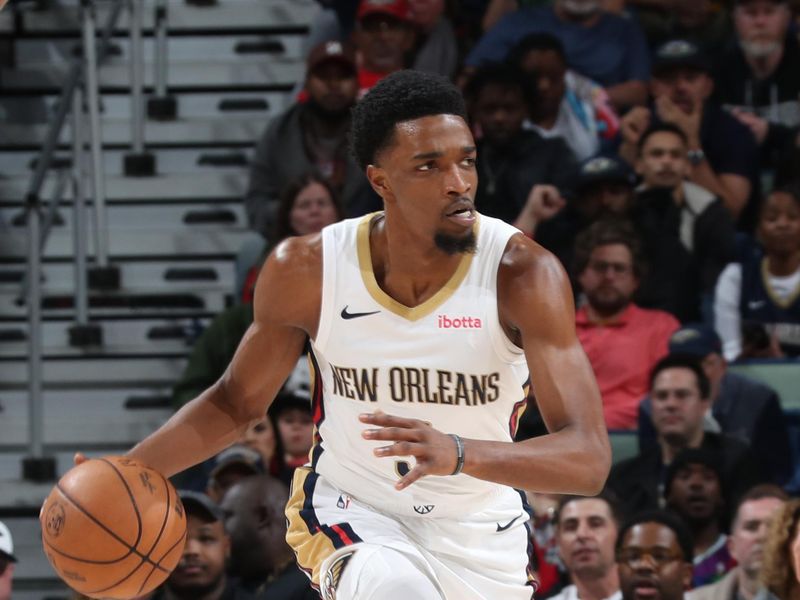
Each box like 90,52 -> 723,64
40,456 -> 187,599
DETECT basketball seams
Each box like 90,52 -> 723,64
49,483 -> 171,598
137,527 -> 188,595
53,483 -> 146,561
133,469 -> 175,595
42,534 -> 133,565
99,458 -> 144,549
42,457 -> 186,599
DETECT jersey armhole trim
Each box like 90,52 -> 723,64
313,226 -> 337,350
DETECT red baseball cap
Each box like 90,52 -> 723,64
357,0 -> 411,21
306,40 -> 357,74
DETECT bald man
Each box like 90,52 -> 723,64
220,476 -> 317,600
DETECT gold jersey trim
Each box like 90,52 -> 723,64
355,212 -> 478,322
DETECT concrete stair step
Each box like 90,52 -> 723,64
0,114 -> 265,147
9,0 -> 318,35
3,57 -> 302,91
0,147 -> 255,176
0,171 -> 248,201
0,356 -> 186,388
0,387 -> 174,447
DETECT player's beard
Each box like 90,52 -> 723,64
434,230 -> 478,255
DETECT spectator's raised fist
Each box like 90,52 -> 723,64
620,107 -> 651,147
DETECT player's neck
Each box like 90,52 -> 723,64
574,568 -> 620,600
371,214 -> 466,307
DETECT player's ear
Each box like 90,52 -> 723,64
366,165 -> 394,202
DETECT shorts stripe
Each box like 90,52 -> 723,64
307,350 -> 326,469
285,467 -> 360,588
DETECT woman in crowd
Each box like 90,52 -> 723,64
760,498 -> 800,600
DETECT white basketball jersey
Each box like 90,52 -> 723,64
309,212 -> 530,518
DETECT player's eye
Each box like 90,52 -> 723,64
416,161 -> 435,171
461,157 -> 476,167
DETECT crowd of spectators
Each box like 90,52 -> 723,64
17,0 -> 795,598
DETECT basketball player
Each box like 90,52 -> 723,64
92,70 -> 610,599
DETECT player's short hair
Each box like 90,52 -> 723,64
616,509 -> 694,563
509,32 -> 567,67
556,489 -> 623,527
649,354 -> 711,400
637,123 -> 688,154
571,218 -> 647,280
350,70 -> 467,170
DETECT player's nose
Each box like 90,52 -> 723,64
442,163 -> 471,195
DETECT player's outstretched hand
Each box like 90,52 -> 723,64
360,412 -> 459,491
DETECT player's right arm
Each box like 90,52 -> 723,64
122,236 -> 322,478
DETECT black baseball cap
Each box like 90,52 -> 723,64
178,490 -> 225,523
652,39 -> 712,76
307,40 -> 357,75
209,445 -> 263,481
669,323 -> 723,357
664,448 -> 724,498
576,155 -> 636,191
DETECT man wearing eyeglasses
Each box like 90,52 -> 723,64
0,521 -> 17,600
616,510 -> 694,600
573,219 -> 679,430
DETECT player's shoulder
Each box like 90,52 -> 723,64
255,233 -> 323,324
266,232 -> 323,275
499,233 -> 568,288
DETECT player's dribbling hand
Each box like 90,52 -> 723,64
360,412 -> 459,491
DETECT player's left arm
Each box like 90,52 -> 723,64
361,236 -> 610,493
485,235 -> 611,494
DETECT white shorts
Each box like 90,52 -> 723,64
285,467 -> 536,600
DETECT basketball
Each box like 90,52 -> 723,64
39,456 -> 187,599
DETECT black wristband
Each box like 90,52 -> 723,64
449,434 -> 465,476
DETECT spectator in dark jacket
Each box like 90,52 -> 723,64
631,124 -> 737,321
716,0 -> 800,172
465,63 -> 578,226
607,355 -> 764,515
639,324 -> 793,487
618,40 -> 759,224
246,41 -> 372,237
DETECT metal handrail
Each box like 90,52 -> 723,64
19,0 -> 126,479
24,0 -> 125,212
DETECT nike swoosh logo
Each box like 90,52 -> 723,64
340,305 -> 381,320
496,514 -> 523,532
